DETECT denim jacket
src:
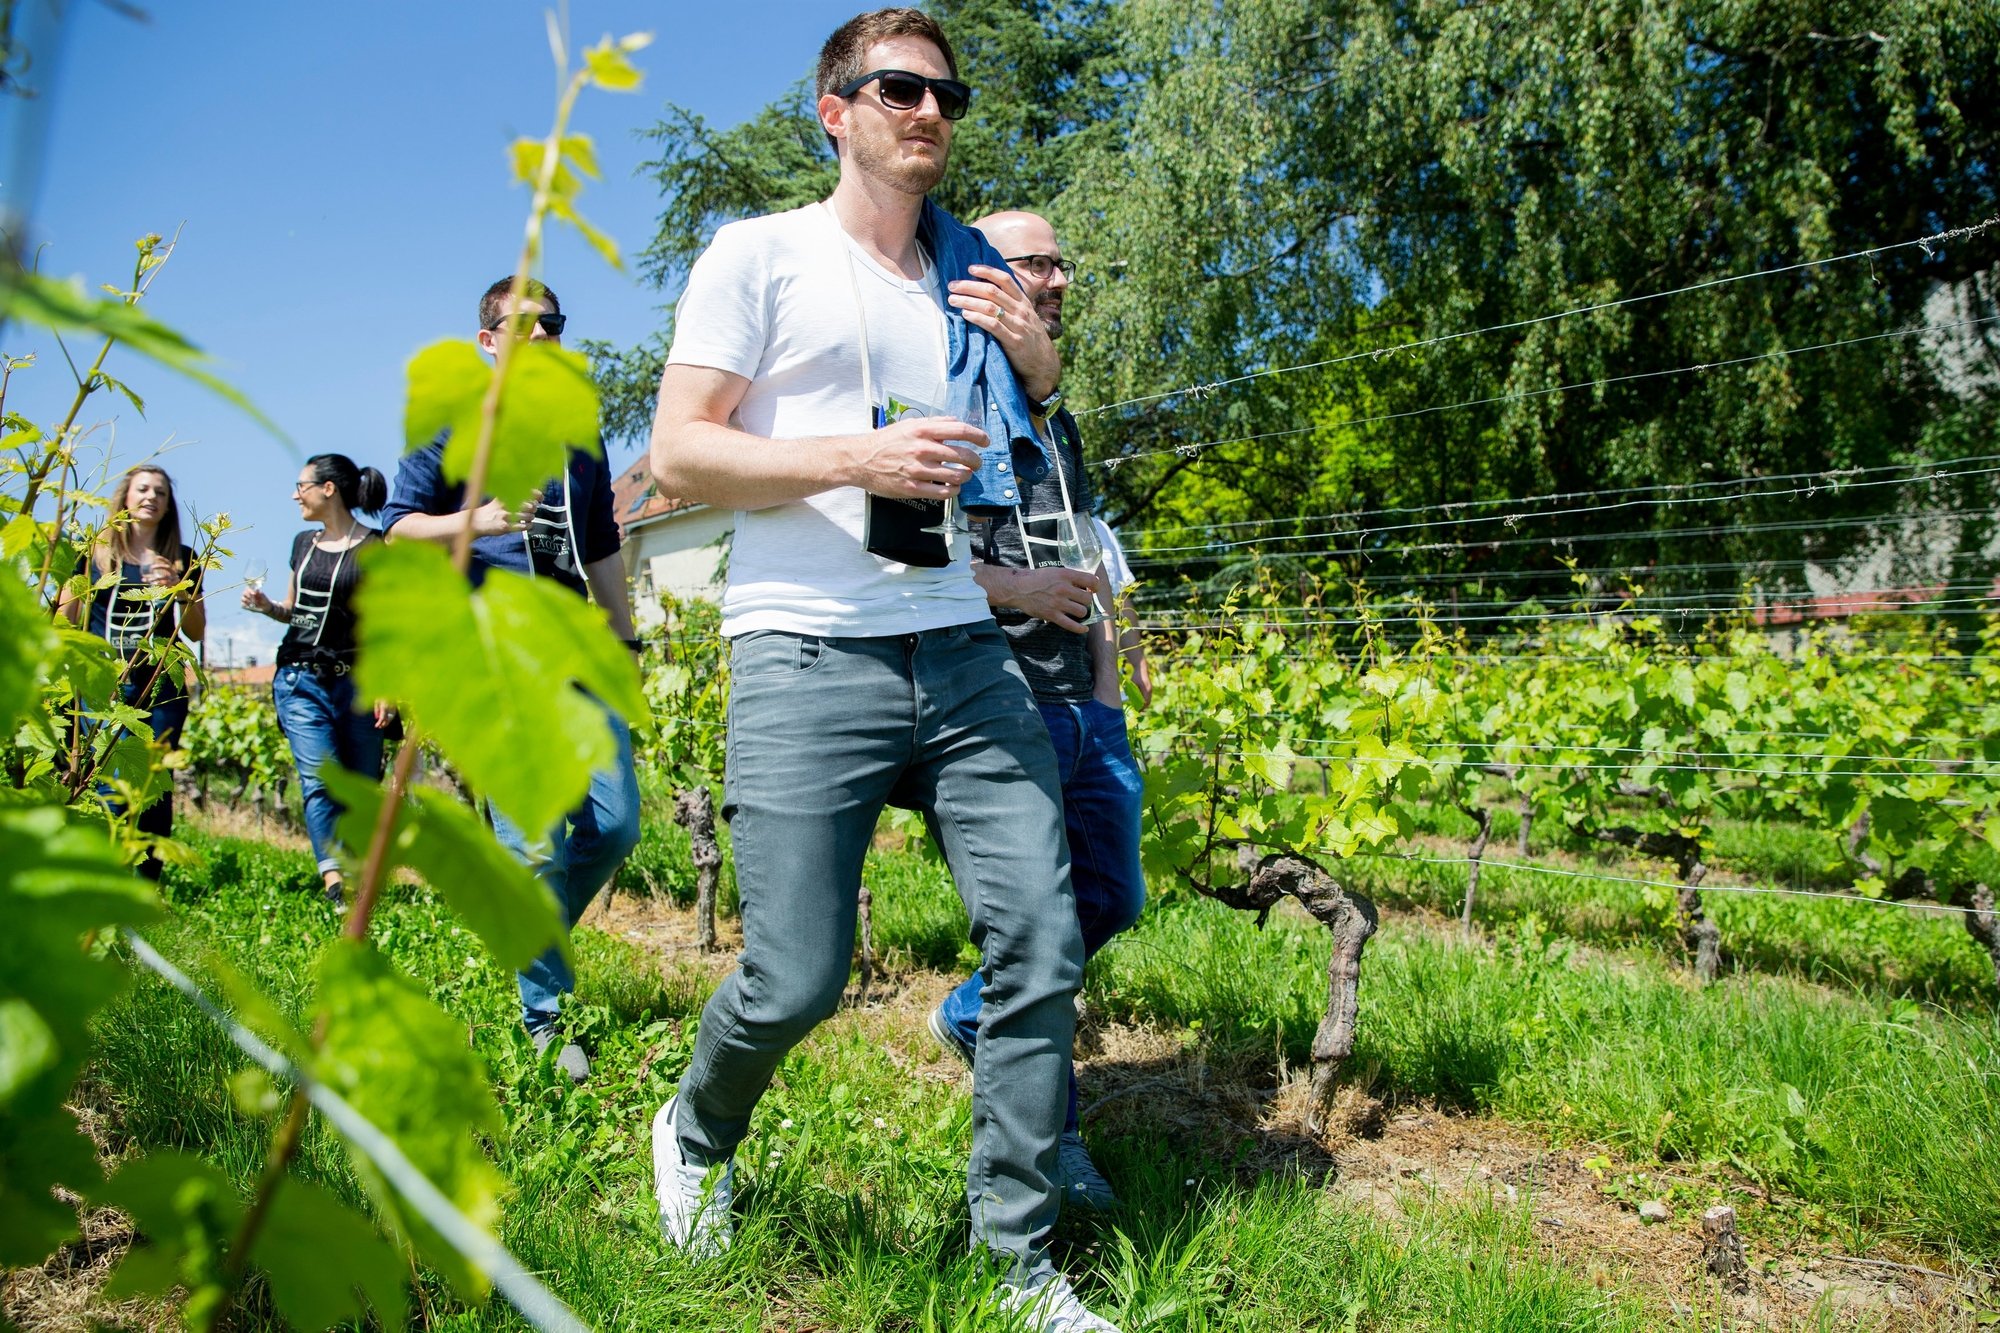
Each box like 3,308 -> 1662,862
915,199 -> 1053,512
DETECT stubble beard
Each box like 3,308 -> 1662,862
851,125 -> 949,197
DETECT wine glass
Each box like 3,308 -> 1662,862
1055,514 -> 1107,626
244,558 -> 267,594
922,383 -> 981,559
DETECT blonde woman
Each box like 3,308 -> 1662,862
60,465 -> 207,878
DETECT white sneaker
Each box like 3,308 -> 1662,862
995,1274 -> 1122,1332
652,1094 -> 733,1257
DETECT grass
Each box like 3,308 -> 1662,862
1392,801 -> 1999,1006
64,820 -> 2000,1329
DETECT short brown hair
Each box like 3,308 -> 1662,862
478,275 -> 560,332
816,8 -> 957,104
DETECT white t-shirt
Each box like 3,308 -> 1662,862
667,204 -> 993,638
1095,518 -> 1134,598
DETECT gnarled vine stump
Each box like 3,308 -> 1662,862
673,786 -> 721,952
1193,851 -> 1377,1135
1593,825 -> 1719,982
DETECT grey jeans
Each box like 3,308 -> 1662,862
675,620 -> 1083,1279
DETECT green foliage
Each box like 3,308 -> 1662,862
0,259 -> 282,440
354,539 -> 645,838
181,684 -> 292,808
313,938 -> 507,1300
403,339 -> 601,511
252,1177 -> 409,1333
327,766 -> 567,972
0,806 -> 161,1264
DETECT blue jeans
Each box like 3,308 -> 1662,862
491,706 -> 642,1037
940,697 -> 1145,1131
272,665 -> 386,876
675,623 -> 1083,1281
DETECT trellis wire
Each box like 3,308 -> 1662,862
1359,853 -> 1994,919
1125,505 -> 2000,571
1119,452 -> 2000,544
1093,314 -> 2000,473
1127,462 -> 2000,557
120,931 -> 593,1333
1081,214 -> 2000,419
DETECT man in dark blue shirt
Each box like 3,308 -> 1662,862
382,276 -> 642,1082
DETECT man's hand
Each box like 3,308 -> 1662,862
469,488 -> 543,537
984,565 -> 1100,634
949,264 -> 1060,403
840,416 -> 986,501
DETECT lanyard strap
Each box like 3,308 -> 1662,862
305,525 -> 360,646
821,201 -> 947,416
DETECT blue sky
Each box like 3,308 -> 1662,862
9,1 -> 858,664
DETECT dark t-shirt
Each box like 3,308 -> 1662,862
79,551 -> 194,704
378,436 -> 622,594
977,409 -> 1095,701
275,528 -> 379,668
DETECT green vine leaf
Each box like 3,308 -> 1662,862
325,766 -> 568,972
0,267 -> 285,441
312,938 -> 506,1301
402,338 -> 600,509
354,540 -> 644,838
0,807 -> 162,1264
0,564 -> 55,736
251,1177 -> 408,1333
98,1150 -> 241,1324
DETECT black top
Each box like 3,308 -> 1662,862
977,408 -> 1096,702
276,528 -> 380,668
80,552 -> 196,705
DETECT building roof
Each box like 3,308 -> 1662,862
610,454 -> 701,536
209,664 -> 276,686
1752,580 -> 2000,627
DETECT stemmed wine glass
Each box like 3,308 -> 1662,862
921,382 -> 981,560
1055,514 -> 1107,626
244,558 -> 268,594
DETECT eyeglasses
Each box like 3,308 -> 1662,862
483,310 -> 568,337
1004,253 -> 1076,282
291,480 -> 329,495
836,68 -> 971,121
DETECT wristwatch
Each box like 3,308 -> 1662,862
1032,387 -> 1064,417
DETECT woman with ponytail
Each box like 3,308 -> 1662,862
243,453 -> 390,903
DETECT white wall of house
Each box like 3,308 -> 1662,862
625,506 -> 734,625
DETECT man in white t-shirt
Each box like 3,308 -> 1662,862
647,9 -> 1117,1330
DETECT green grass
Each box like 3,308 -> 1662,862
73,822 -> 2000,1329
1392,801 -> 1998,1005
1094,898 -> 2000,1264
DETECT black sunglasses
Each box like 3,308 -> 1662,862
836,68 -> 971,121
1004,253 -> 1077,282
484,310 -> 568,337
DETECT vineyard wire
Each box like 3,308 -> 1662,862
1133,581 -> 2000,620
1134,593 -> 1999,634
1124,462 -> 2000,557
1077,214 -> 2000,419
1118,452 -> 2000,543
1358,854 -> 1998,919
119,931 -> 594,1333
1163,745 -> 1996,781
1124,505 -> 2000,570
1156,734 -> 1996,765
1128,557 -> 1991,600
1092,314 -> 2000,473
